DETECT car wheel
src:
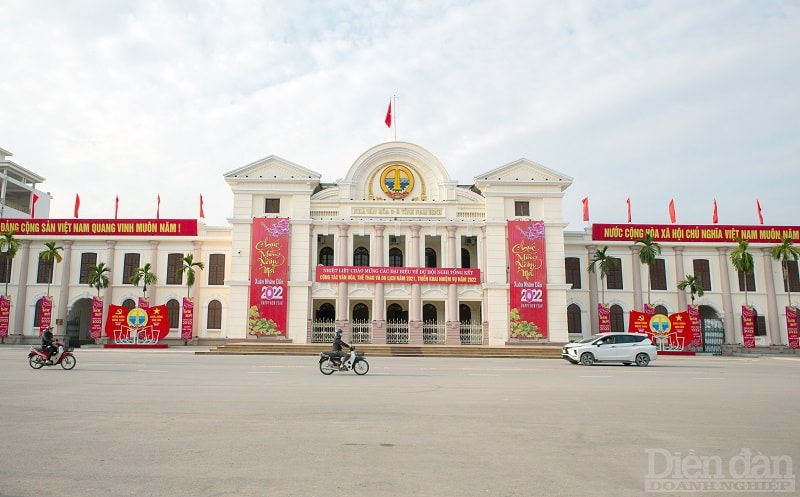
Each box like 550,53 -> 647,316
580,352 -> 595,366
635,353 -> 650,367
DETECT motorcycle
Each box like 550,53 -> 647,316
28,341 -> 76,370
319,346 -> 369,375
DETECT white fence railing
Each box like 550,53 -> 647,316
350,320 -> 372,344
423,321 -> 446,344
311,320 -> 336,343
460,321 -> 483,345
386,320 -> 409,344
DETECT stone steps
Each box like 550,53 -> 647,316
196,342 -> 563,359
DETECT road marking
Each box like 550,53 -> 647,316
580,375 -> 612,378
137,370 -> 169,373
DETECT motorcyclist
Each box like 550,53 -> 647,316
332,329 -> 350,367
41,327 -> 57,363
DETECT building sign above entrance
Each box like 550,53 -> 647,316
350,206 -> 444,218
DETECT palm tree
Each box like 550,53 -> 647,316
587,246 -> 618,304
88,262 -> 111,297
39,241 -> 64,297
771,236 -> 800,307
730,237 -> 754,307
176,253 -> 205,298
130,263 -> 158,299
677,274 -> 705,306
0,230 -> 21,296
634,233 -> 662,306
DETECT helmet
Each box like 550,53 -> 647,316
335,329 -> 343,337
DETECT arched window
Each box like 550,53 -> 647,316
207,300 -> 222,329
387,303 -> 407,322
461,248 -> 471,269
654,305 -> 668,316
353,247 -> 369,266
122,299 -> 136,310
352,303 -> 370,321
34,298 -> 44,327
567,304 -> 582,334
610,304 -> 625,332
319,247 -> 334,266
316,303 -> 335,321
167,299 -> 180,329
423,304 -> 438,322
389,247 -> 403,267
459,304 -> 472,323
425,248 -> 437,268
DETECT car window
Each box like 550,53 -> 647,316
630,335 -> 646,343
615,335 -> 637,344
597,336 -> 616,345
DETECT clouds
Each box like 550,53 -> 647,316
1,0 -> 798,229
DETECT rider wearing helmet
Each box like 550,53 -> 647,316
41,327 -> 57,363
332,328 -> 350,366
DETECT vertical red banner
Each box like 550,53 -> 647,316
742,305 -> 756,348
138,297 -> 150,310
598,304 -> 611,333
688,304 -> 702,348
0,295 -> 10,338
507,221 -> 548,338
643,304 -> 655,316
39,296 -> 53,336
181,298 -> 194,341
90,297 -> 103,339
669,312 -> 693,349
249,218 -> 290,337
786,306 -> 799,349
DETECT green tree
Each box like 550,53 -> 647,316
588,246 -> 618,304
0,230 -> 21,297
88,262 -> 111,297
730,237 -> 755,307
635,233 -> 662,305
677,274 -> 705,306
130,263 -> 158,299
176,253 -> 205,298
39,241 -> 64,297
771,236 -> 800,307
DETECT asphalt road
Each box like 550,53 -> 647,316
1,347 -> 798,497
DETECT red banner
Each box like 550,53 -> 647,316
181,298 -> 194,340
0,295 -> 9,338
787,306 -> 799,349
507,221 -> 548,338
687,305 -> 702,348
315,266 -> 480,284
249,218 -> 289,337
598,304 -> 611,333
669,311 -> 693,349
592,223 -> 800,244
742,306 -> 756,348
629,310 -> 650,333
39,296 -> 53,336
138,297 -> 150,310
90,297 -> 103,339
104,304 -> 170,344
0,218 -> 198,237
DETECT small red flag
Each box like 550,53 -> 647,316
757,200 -> 764,225
115,195 -> 119,219
712,199 -> 718,224
156,194 -> 161,220
74,194 -> 81,218
626,197 -> 631,223
384,100 -> 392,128
668,199 -> 676,224
199,194 -> 205,219
581,197 -> 589,222
31,193 -> 39,219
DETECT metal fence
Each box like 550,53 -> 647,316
310,320 -> 337,343
423,320 -> 446,344
350,320 -> 372,344
460,321 -> 483,345
386,319 -> 409,344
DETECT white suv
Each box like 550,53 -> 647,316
562,333 -> 657,367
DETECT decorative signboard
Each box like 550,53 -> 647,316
507,221 -> 548,339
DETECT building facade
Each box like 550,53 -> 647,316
1,142 -> 798,350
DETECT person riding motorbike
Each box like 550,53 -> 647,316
41,327 -> 57,363
331,329 -> 351,368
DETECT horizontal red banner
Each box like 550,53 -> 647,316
592,223 -> 800,244
0,219 -> 198,237
316,266 -> 481,284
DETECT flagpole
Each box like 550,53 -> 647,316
393,95 -> 397,141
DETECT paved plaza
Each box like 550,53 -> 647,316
1,346 -> 798,497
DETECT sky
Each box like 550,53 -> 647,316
1,0 -> 799,231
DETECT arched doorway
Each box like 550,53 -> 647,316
698,305 -> 724,354
66,298 -> 93,348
